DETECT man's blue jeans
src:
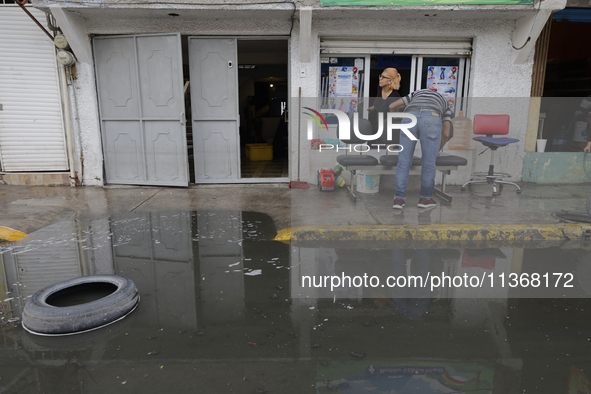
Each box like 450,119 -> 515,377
394,111 -> 442,200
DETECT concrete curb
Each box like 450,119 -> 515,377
274,224 -> 591,244
0,226 -> 27,242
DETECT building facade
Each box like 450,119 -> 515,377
4,0 -> 569,186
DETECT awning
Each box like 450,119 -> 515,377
320,38 -> 472,56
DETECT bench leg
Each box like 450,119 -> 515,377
433,171 -> 452,203
346,170 -> 358,203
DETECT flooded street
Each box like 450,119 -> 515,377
1,211 -> 591,393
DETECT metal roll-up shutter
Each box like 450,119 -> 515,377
0,6 -> 68,172
320,38 -> 472,56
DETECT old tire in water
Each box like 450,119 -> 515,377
22,275 -> 139,336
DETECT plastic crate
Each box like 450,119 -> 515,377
246,144 -> 273,161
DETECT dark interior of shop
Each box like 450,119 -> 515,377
237,39 -> 289,179
541,17 -> 591,152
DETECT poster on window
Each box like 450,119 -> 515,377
426,65 -> 458,112
328,66 -> 359,114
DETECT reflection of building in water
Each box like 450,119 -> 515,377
6,216 -> 591,392
290,245 -> 521,371
2,210 -> 283,331
112,211 -> 198,329
2,220 -> 87,321
194,211 -> 245,325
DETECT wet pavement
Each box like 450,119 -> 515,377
2,209 -> 591,393
1,183 -> 590,238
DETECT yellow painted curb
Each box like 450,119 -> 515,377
274,223 -> 589,243
0,226 -> 27,242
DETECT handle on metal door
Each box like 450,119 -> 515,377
180,112 -> 185,126
228,61 -> 233,68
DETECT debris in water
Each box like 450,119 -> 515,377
350,352 -> 365,358
244,269 -> 262,276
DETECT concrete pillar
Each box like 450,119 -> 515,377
49,6 -> 103,186
525,98 -> 541,152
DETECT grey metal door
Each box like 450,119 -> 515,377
94,34 -> 188,186
189,38 -> 240,182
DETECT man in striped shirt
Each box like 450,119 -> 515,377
388,89 -> 452,209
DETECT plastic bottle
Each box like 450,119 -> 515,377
448,111 -> 472,150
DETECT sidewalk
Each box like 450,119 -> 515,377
0,182 -> 589,244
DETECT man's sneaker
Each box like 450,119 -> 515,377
393,198 -> 405,209
417,198 -> 437,208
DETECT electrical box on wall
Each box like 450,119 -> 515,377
54,34 -> 69,49
56,50 -> 76,66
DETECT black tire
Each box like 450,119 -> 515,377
22,275 -> 139,336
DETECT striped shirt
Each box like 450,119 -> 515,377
401,89 -> 452,123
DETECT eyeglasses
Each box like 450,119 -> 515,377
379,74 -> 391,80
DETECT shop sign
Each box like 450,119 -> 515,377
321,0 -> 533,5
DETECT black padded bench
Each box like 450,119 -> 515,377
337,153 -> 468,203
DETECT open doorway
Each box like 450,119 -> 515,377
540,13 -> 591,152
181,37 -> 288,183
237,39 -> 288,179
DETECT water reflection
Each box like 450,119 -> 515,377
0,211 -> 591,393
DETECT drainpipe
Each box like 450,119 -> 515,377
58,63 -> 77,187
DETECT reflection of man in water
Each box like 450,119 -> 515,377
391,249 -> 431,319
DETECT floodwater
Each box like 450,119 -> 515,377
1,210 -> 591,393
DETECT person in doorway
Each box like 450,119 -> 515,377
368,68 -> 402,143
388,89 -> 452,209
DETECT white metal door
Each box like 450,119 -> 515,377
0,6 -> 68,171
94,34 -> 189,186
189,38 -> 240,182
